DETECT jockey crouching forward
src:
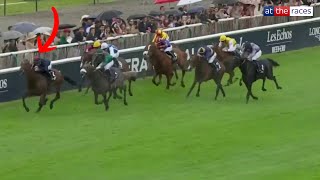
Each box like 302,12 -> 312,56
241,41 -> 264,73
33,56 -> 56,81
211,35 -> 240,60
197,47 -> 221,71
101,42 -> 120,68
95,52 -> 118,83
157,38 -> 177,64
152,29 -> 169,44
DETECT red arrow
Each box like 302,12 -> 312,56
37,7 -> 59,53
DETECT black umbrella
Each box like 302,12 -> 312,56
59,24 -> 77,30
212,0 -> 238,5
96,10 -> 123,21
127,14 -> 147,21
2,31 -> 23,41
165,10 -> 183,16
149,10 -> 162,17
11,22 -> 38,34
187,6 -> 205,14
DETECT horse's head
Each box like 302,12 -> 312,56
80,62 -> 95,77
143,44 -> 152,60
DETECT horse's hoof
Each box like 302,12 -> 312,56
105,107 -> 109,111
253,97 -> 258,100
262,88 -> 267,91
50,104 -> 53,110
196,94 -> 200,97
124,102 -> 128,106
129,93 -> 133,96
25,108 -> 30,112
277,86 -> 282,90
181,83 -> 185,88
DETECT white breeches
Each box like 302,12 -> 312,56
222,44 -> 236,52
104,61 -> 114,70
249,50 -> 262,61
208,55 -> 215,63
164,45 -> 172,52
48,63 -> 52,70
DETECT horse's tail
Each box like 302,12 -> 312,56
123,71 -> 138,82
63,75 -> 78,86
267,58 -> 280,67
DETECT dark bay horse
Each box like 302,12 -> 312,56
20,59 -> 77,112
78,49 -> 133,97
143,43 -> 190,88
186,54 -> 226,100
238,57 -> 282,103
80,63 -> 137,111
212,44 -> 241,86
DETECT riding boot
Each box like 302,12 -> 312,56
209,63 -> 218,72
254,61 -> 263,73
44,71 -> 52,80
166,51 -> 177,64
105,69 -> 115,83
49,71 -> 56,80
113,58 -> 120,68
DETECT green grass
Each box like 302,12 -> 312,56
0,0 -> 114,16
1,46 -> 320,180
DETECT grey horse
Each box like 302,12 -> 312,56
80,63 -> 138,111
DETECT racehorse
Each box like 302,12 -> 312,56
238,57 -> 282,103
78,49 -> 133,98
143,43 -> 190,88
144,44 -> 176,89
20,59 -> 77,112
186,54 -> 226,100
212,44 -> 241,86
80,63 -> 137,111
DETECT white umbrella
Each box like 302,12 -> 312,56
33,27 -> 52,35
177,0 -> 202,6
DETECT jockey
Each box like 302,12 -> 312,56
197,46 -> 221,71
101,42 -> 120,68
211,34 -> 238,61
157,38 -> 177,63
241,41 -> 264,73
95,53 -> 117,83
152,29 -> 169,44
33,56 -> 56,80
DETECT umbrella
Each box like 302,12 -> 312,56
96,10 -> 123,21
33,27 -> 52,34
149,10 -> 162,16
238,0 -> 259,5
212,0 -> 238,5
177,0 -> 202,6
11,22 -> 38,34
154,0 -> 179,4
2,31 -> 23,41
127,14 -> 147,21
187,6 -> 205,14
59,24 -> 77,30
165,10 -> 183,16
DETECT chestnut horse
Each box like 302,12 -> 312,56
20,59 -> 77,112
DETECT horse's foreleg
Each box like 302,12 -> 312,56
22,92 -> 30,112
50,87 -> 61,110
84,85 -> 91,95
152,74 -> 160,86
239,77 -> 243,86
123,85 -> 128,106
262,77 -> 267,91
166,73 -> 176,89
102,93 -> 109,111
94,92 -> 103,105
186,81 -> 196,98
156,74 -> 162,85
128,80 -> 133,96
174,68 -> 179,80
78,75 -> 85,92
113,88 -> 123,99
196,82 -> 202,97
244,80 -> 258,104
225,71 -> 235,86
36,94 -> 47,113
180,70 -> 186,88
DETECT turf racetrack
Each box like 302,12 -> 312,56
1,47 -> 320,179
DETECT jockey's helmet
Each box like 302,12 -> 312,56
101,42 -> 109,50
93,41 -> 101,48
34,56 -> 40,61
197,47 -> 206,56
156,29 -> 163,36
243,41 -> 252,50
219,35 -> 227,42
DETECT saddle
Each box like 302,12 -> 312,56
254,61 -> 264,73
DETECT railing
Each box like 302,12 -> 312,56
1,3 -> 320,70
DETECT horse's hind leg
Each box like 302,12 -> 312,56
262,77 -> 267,91
36,94 -> 47,113
122,85 -> 128,106
225,71 -> 234,86
186,81 -> 196,98
196,82 -> 202,97
271,76 -> 282,90
50,88 -> 61,110
102,93 -> 109,111
94,92 -> 103,105
166,73 -> 176,89
84,85 -> 91,95
22,92 -> 30,112
180,70 -> 186,88
244,81 -> 258,104
113,89 -> 123,99
128,80 -> 133,96
174,68 -> 179,80
152,74 -> 160,86
214,78 -> 225,100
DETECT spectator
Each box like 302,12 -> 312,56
160,6 -> 165,13
94,20 -> 102,38
120,23 -> 127,34
71,27 -> 85,43
138,17 -> 149,33
85,19 -> 94,35
86,26 -> 96,41
127,20 -> 139,34
111,18 -> 120,34
57,30 -> 70,45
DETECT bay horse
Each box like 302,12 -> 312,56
20,59 -> 77,112
80,63 -> 137,111
78,49 -> 133,98
238,57 -> 282,103
186,53 -> 226,100
143,43 -> 190,88
212,44 -> 241,86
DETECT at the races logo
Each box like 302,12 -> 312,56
0,79 -> 8,92
309,27 -> 320,41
